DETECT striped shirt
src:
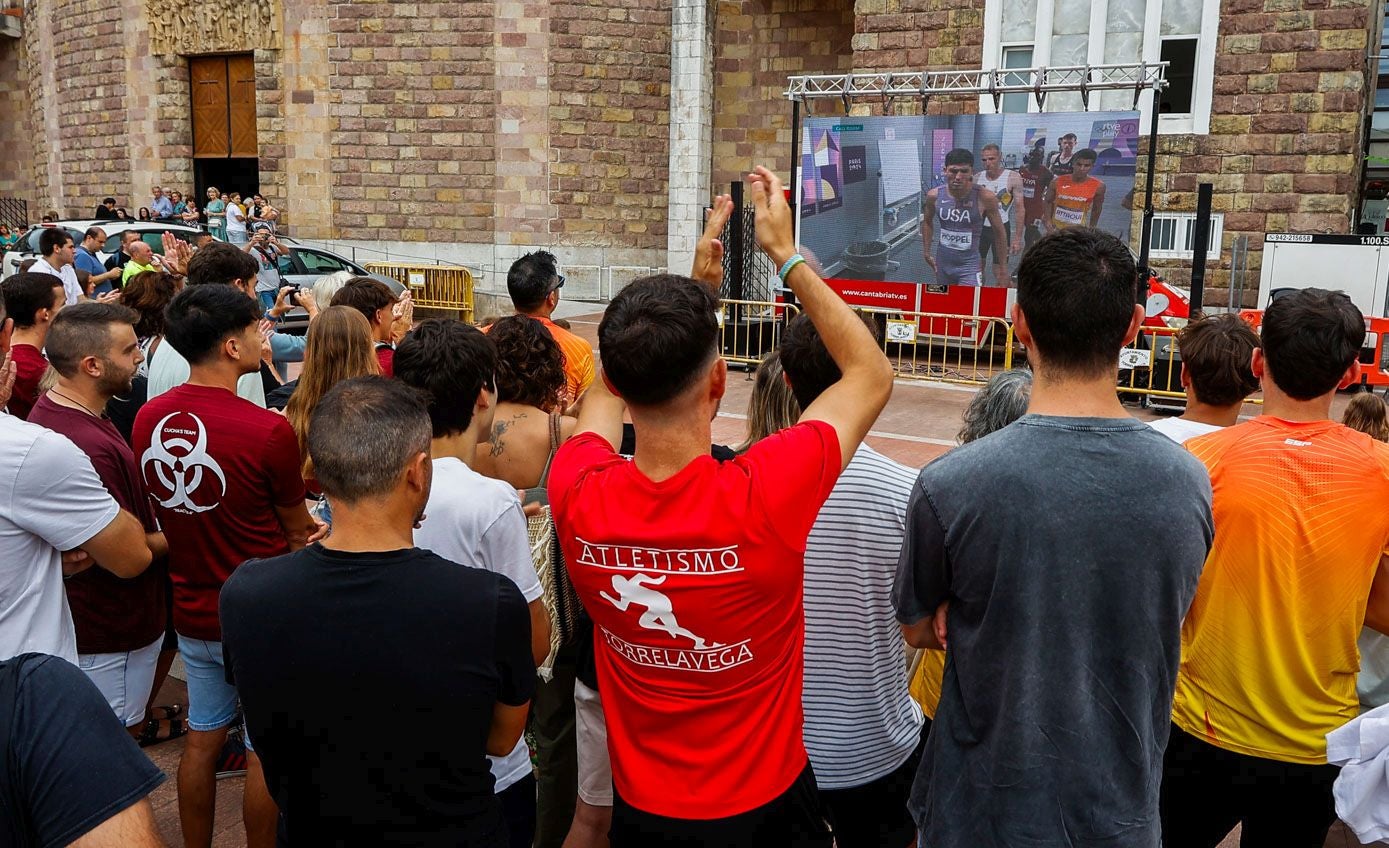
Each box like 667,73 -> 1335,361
803,444 -> 924,789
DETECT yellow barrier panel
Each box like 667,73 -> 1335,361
718,300 -> 801,366
864,309 -> 1015,387
1117,326 -> 1184,399
366,262 -> 475,324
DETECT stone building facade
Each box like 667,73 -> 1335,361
1,0 -> 1380,303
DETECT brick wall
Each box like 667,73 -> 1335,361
327,0 -> 497,243
711,0 -> 854,192
0,38 -> 35,221
549,0 -> 672,250
853,0 -> 983,76
1141,0 -> 1375,299
47,0 -> 131,215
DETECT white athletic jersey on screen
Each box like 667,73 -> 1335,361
975,170 -> 1018,225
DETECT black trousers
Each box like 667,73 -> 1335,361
818,720 -> 927,848
611,764 -> 832,848
1159,724 -> 1339,848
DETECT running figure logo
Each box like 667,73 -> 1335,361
600,574 -> 721,650
140,412 -> 227,513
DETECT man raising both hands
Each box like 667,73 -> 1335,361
549,167 -> 893,846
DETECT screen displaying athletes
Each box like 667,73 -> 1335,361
796,110 -> 1140,289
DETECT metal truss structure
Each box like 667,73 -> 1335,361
785,62 -> 1168,112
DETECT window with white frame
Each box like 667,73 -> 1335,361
1147,212 -> 1223,260
982,0 -> 1220,135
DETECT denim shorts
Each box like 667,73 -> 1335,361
177,635 -> 240,732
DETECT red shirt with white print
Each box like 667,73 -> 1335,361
132,383 -> 306,641
549,422 -> 841,819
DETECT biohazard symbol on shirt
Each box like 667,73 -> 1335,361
140,412 -> 227,513
600,574 -> 721,650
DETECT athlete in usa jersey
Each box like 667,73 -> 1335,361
921,148 -> 1009,287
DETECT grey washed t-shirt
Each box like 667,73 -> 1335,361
893,415 -> 1212,848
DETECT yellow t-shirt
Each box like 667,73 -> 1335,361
1173,417 -> 1389,763
909,649 -> 946,719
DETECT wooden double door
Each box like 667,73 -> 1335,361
191,54 -> 257,159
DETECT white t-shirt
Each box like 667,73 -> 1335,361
30,256 -> 83,306
0,415 -> 121,663
803,444 -> 925,789
1147,416 -> 1223,444
413,456 -> 541,793
144,340 -> 266,407
225,203 -> 248,237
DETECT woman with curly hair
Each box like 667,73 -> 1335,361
473,314 -> 577,490
120,271 -> 182,353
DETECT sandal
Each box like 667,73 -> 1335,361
149,705 -> 184,721
138,716 -> 187,748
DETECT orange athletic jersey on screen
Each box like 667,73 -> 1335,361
1172,417 -> 1389,764
1050,175 -> 1101,229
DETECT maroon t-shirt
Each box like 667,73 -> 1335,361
7,344 -> 48,420
132,383 -> 307,641
27,395 -> 167,653
376,344 -> 395,378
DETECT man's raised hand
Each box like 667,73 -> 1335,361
748,166 -> 795,266
690,194 -> 734,288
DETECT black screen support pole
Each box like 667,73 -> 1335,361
1136,81 -> 1164,304
1189,182 -> 1213,317
784,96 -> 802,309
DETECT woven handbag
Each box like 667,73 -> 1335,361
523,413 -> 582,679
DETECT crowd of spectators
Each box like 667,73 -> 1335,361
0,165 -> 1387,848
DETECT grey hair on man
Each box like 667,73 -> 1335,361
308,376 -> 433,503
958,368 -> 1033,444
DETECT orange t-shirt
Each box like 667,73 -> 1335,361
1173,417 -> 1389,763
534,315 -> 595,407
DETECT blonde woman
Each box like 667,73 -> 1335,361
205,187 -> 226,240
734,351 -> 801,453
1343,392 -> 1389,443
281,306 -> 380,436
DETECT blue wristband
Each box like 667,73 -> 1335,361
778,254 -> 806,283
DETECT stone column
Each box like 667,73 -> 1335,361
494,1 -> 555,247
666,0 -> 714,275
279,0 -> 333,240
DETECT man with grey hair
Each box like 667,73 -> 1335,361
220,376 -> 536,846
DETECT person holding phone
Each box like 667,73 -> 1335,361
245,230 -> 290,314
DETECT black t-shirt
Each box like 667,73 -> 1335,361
103,250 -> 129,273
0,654 -> 166,847
220,545 -> 536,847
265,379 -> 297,411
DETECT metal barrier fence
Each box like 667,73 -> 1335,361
366,261 -> 474,324
864,309 -> 1016,387
718,300 -> 1016,388
719,300 -> 800,366
1117,326 -> 1184,401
